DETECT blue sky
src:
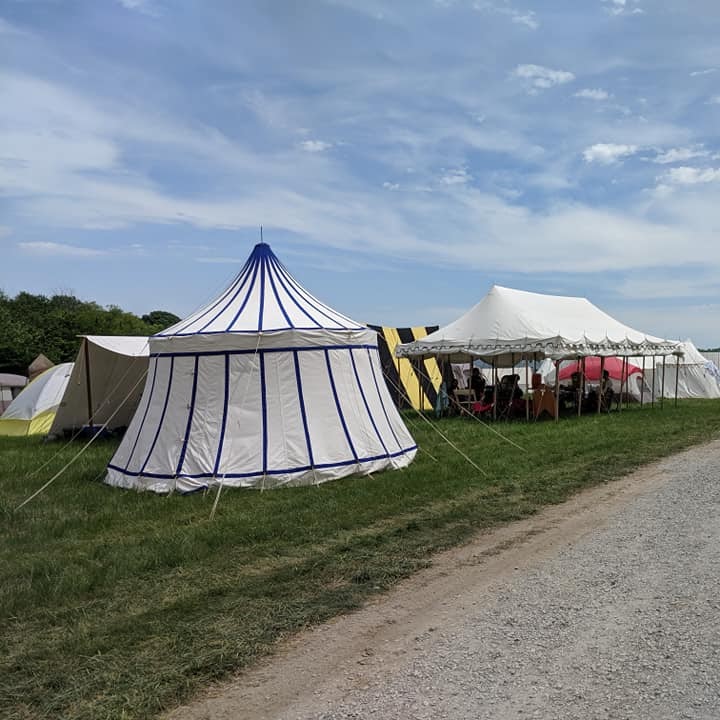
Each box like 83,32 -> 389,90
2,0 -> 720,346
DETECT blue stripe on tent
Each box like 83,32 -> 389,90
107,445 -> 417,481
349,348 -> 389,457
257,250 -> 267,330
293,349 -> 314,467
264,253 -> 324,329
138,356 -> 175,476
324,348 -> 358,462
213,353 -> 230,476
365,346 -> 402,451
159,255 -> 253,336
122,357 -> 160,471
270,253 -> 360,328
225,256 -> 263,331
198,256 -> 260,334
175,355 -> 199,475
159,326 -> 364,336
150,343 -> 377,358
269,253 -> 352,329
264,256 -> 294,328
260,351 -> 268,475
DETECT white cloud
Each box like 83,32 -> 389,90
382,182 -> 400,190
473,2 -> 539,30
574,88 -> 610,101
513,64 -> 575,90
115,0 -> 158,14
661,166 -> 720,185
602,0 -> 643,16
708,96 -> 720,105
440,168 -> 472,186
18,241 -> 107,257
690,68 -> 717,77
583,143 -> 638,164
652,147 -> 708,164
300,139 -> 333,152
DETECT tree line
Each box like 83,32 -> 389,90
0,290 -> 180,376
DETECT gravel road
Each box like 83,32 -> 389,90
169,439 -> 720,720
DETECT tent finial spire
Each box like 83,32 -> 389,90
260,225 -> 264,244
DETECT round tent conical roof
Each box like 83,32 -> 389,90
106,242 -> 416,493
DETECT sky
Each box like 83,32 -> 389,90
2,0 -> 720,347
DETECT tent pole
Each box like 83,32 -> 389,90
597,356 -> 604,414
83,338 -> 94,429
577,356 -> 583,418
618,357 -> 625,414
661,356 -> 666,409
651,356 -> 656,408
524,354 -> 530,423
419,359 -> 424,413
674,353 -> 680,408
492,358 -> 497,421
640,356 -> 646,407
554,360 -> 560,423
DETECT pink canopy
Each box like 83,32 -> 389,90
558,356 -> 643,382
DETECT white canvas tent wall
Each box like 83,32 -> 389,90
0,373 -> 27,413
105,242 -> 417,493
49,336 -> 150,437
0,363 -> 73,436
634,340 -> 720,399
396,285 -> 680,363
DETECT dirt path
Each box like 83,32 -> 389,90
167,439 -> 720,720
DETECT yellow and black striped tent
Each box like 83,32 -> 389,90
367,325 -> 446,411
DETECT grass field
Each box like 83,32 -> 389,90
2,401 -> 720,719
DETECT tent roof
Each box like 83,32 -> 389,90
158,242 -> 363,337
0,373 -> 27,388
396,285 -> 680,361
28,353 -> 54,374
82,335 -> 149,357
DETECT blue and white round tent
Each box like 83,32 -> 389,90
105,242 -> 417,493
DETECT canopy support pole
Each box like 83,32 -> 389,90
597,356 -> 604,414
554,360 -> 560,423
492,358 -> 497,421
641,356 -> 646,407
83,339 -> 94,428
674,355 -> 680,407
524,354 -> 530,423
651,356 -> 656,408
577,355 -> 583,418
618,357 -> 625,414
661,356 -> 666,409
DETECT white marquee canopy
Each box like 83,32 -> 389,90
396,285 -> 680,363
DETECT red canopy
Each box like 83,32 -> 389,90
558,357 -> 643,382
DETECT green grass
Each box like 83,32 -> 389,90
1,400 -> 720,719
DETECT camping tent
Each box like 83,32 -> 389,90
396,285 -> 680,363
0,363 -> 73,436
368,325 -> 443,410
0,373 -> 27,414
28,354 -> 54,382
636,340 -> 720,399
49,336 -> 150,437
105,242 -> 417,493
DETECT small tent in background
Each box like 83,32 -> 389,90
0,373 -> 27,413
49,336 -> 150,438
105,242 -> 417,493
636,340 -> 720,399
368,325 -> 443,410
0,363 -> 73,436
28,354 -> 54,382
